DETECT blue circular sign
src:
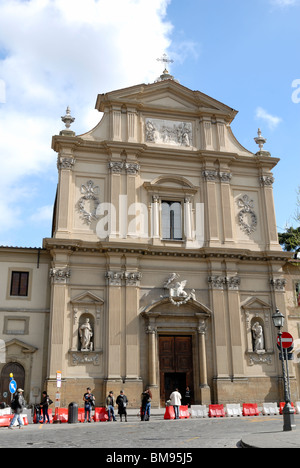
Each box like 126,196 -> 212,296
9,380 -> 17,394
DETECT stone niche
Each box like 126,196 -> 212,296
69,291 -> 104,366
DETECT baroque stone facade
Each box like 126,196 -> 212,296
0,74 -> 299,408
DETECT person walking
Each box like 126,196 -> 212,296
83,387 -> 95,423
106,391 -> 117,422
8,388 -> 25,429
141,388 -> 152,421
116,390 -> 128,422
40,391 -> 52,424
170,388 -> 182,419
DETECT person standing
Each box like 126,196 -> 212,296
83,387 -> 95,423
116,390 -> 128,422
141,388 -> 152,421
106,391 -> 117,422
170,388 -> 182,420
40,391 -> 52,424
8,388 -> 25,429
184,386 -> 191,408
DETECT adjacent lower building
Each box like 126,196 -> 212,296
1,70 -> 299,408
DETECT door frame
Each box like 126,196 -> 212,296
158,335 -> 194,407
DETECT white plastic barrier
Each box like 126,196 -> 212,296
295,402 -> 300,414
226,404 -> 242,417
262,402 -> 279,415
0,407 -> 11,416
190,405 -> 208,418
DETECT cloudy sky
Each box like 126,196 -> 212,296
0,0 -> 299,247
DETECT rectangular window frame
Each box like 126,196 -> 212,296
295,281 -> 300,307
10,271 -> 29,297
161,199 -> 183,241
7,268 -> 33,301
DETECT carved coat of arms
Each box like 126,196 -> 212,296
164,273 -> 196,307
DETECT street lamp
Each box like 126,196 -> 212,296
272,308 -> 295,432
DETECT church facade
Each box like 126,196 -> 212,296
0,71 -> 298,408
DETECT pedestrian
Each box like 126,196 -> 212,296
8,388 -> 25,429
116,390 -> 128,422
184,386 -> 191,407
141,388 -> 152,421
170,388 -> 181,419
83,387 -> 95,423
106,391 -> 117,421
40,391 -> 53,424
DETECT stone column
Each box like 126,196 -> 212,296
125,162 -> 140,238
208,273 -> 229,378
202,170 -> 219,246
47,266 -> 71,378
152,196 -> 160,239
197,319 -> 211,404
105,270 -> 123,379
226,274 -> 245,378
55,152 -> 75,237
260,175 -> 280,250
108,161 -> 123,238
184,197 -> 193,241
146,325 -> 157,387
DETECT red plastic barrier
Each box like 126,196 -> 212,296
0,414 -> 28,427
0,415 -> 13,427
179,405 -> 190,419
93,407 -> 109,422
279,402 -> 295,415
164,406 -> 175,420
33,408 -> 53,424
209,404 -> 225,418
78,407 -> 85,423
53,408 -> 68,423
242,403 -> 259,416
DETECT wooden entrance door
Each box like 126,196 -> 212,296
0,362 -> 25,406
159,336 -> 193,406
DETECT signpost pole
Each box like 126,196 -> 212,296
277,331 -> 295,432
53,371 -> 62,424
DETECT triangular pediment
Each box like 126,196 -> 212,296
5,339 -> 37,354
95,80 -> 237,122
241,297 -> 271,310
71,291 -> 104,305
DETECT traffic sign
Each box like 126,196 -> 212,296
9,379 -> 17,394
277,332 -> 294,349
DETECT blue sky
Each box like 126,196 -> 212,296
0,0 -> 299,247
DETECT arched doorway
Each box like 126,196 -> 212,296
0,362 -> 25,406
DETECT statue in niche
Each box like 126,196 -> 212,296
252,322 -> 265,353
79,318 -> 93,352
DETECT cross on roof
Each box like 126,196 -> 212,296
157,53 -> 174,71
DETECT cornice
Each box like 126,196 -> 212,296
42,238 -> 292,263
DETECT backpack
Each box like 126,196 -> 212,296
10,395 -> 20,410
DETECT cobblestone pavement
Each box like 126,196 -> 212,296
1,413 -> 299,450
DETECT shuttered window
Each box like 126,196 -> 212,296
10,271 -> 29,297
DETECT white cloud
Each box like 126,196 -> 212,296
0,0 -> 173,245
255,107 -> 282,130
30,205 -> 54,224
270,0 -> 299,6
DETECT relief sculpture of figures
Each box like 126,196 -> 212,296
252,322 -> 265,352
145,118 -> 192,147
79,318 -> 93,352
